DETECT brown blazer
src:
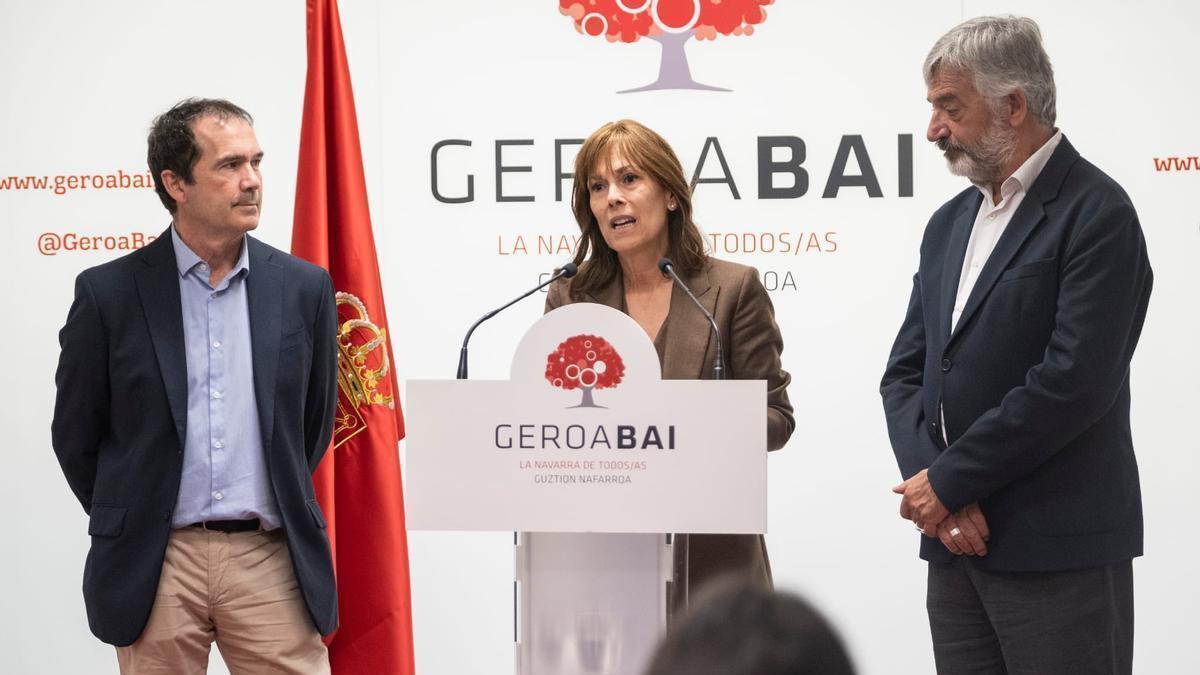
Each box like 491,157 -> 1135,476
546,257 -> 794,602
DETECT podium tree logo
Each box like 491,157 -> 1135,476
559,0 -> 773,93
546,334 -> 626,408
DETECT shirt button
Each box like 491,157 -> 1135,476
213,491 -> 224,501
213,440 -> 224,449
211,390 -> 223,399
199,263 -> 208,271
212,340 -> 222,349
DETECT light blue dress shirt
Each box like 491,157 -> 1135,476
170,227 -> 281,529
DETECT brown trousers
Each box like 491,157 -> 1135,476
116,527 -> 329,675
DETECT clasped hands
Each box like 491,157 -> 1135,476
893,469 -> 989,556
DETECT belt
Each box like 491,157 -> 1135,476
189,519 -> 261,533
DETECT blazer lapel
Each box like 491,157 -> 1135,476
585,274 -> 623,311
939,195 -> 980,342
948,138 -> 1078,346
661,265 -> 717,380
134,232 -> 188,449
246,237 -> 284,454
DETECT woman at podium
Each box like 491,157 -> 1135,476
545,119 -> 795,603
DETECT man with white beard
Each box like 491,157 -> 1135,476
880,16 -> 1152,675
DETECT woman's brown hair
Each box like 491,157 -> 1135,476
567,119 -> 708,300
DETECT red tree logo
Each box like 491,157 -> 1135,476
545,334 -> 626,408
560,0 -> 773,92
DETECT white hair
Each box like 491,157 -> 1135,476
924,15 -> 1057,128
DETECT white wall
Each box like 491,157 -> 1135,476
1,1 -> 1196,673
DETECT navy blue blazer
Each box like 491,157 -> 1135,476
51,230 -> 339,645
881,137 -> 1152,572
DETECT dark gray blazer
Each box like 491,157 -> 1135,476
881,137 -> 1152,571
51,230 -> 339,645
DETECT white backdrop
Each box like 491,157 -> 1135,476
1,1 -> 1197,674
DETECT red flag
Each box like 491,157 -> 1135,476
291,0 -> 414,672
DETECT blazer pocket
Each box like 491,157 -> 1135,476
280,326 -> 311,351
87,505 -> 127,537
998,257 -> 1058,283
306,499 -> 328,529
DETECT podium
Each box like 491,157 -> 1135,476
408,303 -> 766,675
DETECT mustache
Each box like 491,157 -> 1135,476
936,137 -> 962,153
232,194 -> 260,207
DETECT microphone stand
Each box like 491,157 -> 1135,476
658,257 -> 725,380
456,262 -> 578,380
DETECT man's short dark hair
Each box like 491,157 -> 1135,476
147,98 -> 253,214
645,579 -> 856,675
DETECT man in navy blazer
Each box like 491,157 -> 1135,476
881,17 -> 1152,675
52,99 -> 338,673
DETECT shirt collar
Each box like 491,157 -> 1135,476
974,129 -> 1063,204
170,225 -> 250,280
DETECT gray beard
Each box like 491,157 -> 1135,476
938,120 -> 1018,186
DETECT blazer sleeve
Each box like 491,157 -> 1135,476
731,267 -> 794,451
880,273 -> 944,479
304,272 -> 339,473
51,272 -> 110,514
927,202 -> 1153,512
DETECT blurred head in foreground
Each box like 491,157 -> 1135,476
644,578 -> 856,675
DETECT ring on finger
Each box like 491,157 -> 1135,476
949,527 -> 962,537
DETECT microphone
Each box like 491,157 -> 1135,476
658,257 -> 725,380
456,262 -> 578,379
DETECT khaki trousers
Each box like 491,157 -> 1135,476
116,527 -> 330,675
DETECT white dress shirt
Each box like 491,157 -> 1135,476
951,130 -> 1062,331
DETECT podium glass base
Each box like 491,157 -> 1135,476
514,532 -> 685,675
